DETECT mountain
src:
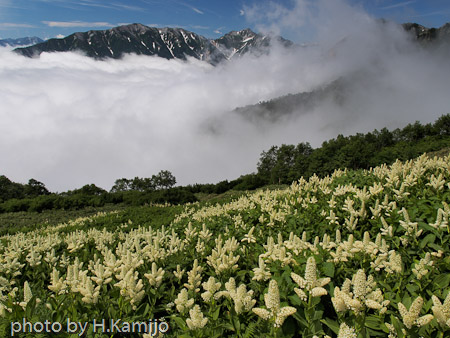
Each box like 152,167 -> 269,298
0,37 -> 43,47
402,22 -> 450,49
230,22 -> 450,124
11,22 -> 449,64
232,78 -> 347,124
13,24 -> 290,64
212,28 -> 293,59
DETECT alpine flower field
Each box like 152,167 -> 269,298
1,154 -> 450,337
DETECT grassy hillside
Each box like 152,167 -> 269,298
0,153 -> 449,337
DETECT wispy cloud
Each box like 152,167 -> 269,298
76,1 -> 121,10
0,1 -> 21,10
171,0 -> 204,15
36,0 -> 143,12
0,22 -> 35,28
381,1 -> 416,10
42,21 -> 115,28
214,26 -> 225,34
191,6 -> 203,14
190,25 -> 209,30
111,3 -> 145,11
35,0 -> 104,11
410,11 -> 449,18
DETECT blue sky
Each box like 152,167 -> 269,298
0,0 -> 449,41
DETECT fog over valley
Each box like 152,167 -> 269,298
1,0 -> 450,192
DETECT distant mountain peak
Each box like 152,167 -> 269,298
402,22 -> 450,48
225,28 -> 257,36
0,36 -> 43,47
12,24 -> 293,65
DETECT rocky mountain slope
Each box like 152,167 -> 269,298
0,37 -> 43,47
403,22 -> 450,49
12,21 -> 450,64
13,24 -> 290,64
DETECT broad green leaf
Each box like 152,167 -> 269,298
364,316 -> 381,330
322,262 -> 335,278
434,273 -> 450,289
320,318 -> 339,334
212,307 -> 220,321
172,317 -> 187,330
406,284 -> 419,294
419,233 -> 435,249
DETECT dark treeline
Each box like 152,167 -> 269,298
0,170 -> 196,214
0,177 -> 50,201
1,114 -> 449,214
256,114 -> 450,184
110,170 -> 176,192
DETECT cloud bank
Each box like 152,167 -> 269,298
42,21 -> 115,28
1,0 -> 450,192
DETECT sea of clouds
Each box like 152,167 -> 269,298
1,0 -> 450,192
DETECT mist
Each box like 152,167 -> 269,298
1,0 -> 450,192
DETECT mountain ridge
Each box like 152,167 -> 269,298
12,21 -> 450,63
0,36 -> 43,47
402,22 -> 450,49
13,24 -> 290,65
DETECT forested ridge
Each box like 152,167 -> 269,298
1,114 -> 449,214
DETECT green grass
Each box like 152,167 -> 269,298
0,204 -> 126,235
426,147 -> 450,158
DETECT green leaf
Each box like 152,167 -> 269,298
320,318 -> 339,334
428,243 -> 444,251
293,312 -> 309,327
322,262 -> 335,278
172,316 -> 187,330
25,296 -> 37,319
222,323 -> 236,332
391,315 -> 404,338
364,315 -> 381,330
135,302 -> 150,317
288,294 -> 302,306
406,284 -> 419,295
233,316 -> 241,334
212,307 -> 220,321
313,311 -> 324,321
419,233 -> 435,249
434,273 -> 450,289
282,316 -> 297,336
379,323 -> 390,333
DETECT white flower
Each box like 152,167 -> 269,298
337,323 -> 357,338
174,288 -> 194,313
186,305 -> 208,330
252,280 -> 296,327
144,262 -> 165,288
398,296 -> 433,329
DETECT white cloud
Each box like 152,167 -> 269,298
191,6 -> 204,14
243,0 -> 312,36
55,34 -> 65,38
381,1 -> 416,10
214,26 -> 225,35
1,0 -> 450,192
190,25 -> 209,30
0,22 -> 34,28
42,21 -> 114,28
